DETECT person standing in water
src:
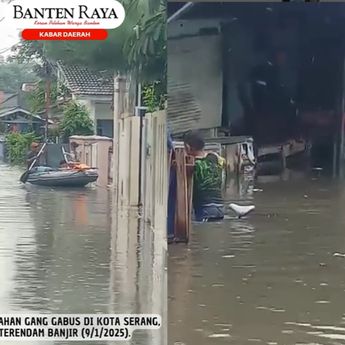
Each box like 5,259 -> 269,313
183,131 -> 225,222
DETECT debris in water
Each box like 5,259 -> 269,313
212,284 -> 224,288
256,80 -> 267,86
222,255 -> 235,258
208,334 -> 231,338
333,253 -> 345,258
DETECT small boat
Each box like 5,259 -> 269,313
26,166 -> 98,187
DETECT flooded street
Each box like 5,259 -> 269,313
0,164 -> 166,345
169,172 -> 345,345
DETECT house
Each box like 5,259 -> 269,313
168,2 -> 345,175
0,91 -> 51,134
0,107 -> 49,133
56,62 -> 114,137
0,92 -> 23,109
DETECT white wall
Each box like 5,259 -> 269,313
95,102 -> 112,120
74,95 -> 112,134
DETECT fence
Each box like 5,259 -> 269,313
113,110 -> 168,231
142,110 -> 168,230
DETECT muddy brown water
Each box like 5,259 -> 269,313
0,164 -> 166,345
169,171 -> 345,345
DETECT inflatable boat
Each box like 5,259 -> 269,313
26,166 -> 98,187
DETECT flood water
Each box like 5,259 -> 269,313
169,171 -> 345,345
0,164 -> 166,345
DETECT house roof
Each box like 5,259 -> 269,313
0,107 -> 54,124
0,93 -> 17,107
57,62 -> 113,96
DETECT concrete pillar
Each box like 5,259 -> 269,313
113,75 -> 128,203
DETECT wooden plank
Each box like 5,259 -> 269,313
174,148 -> 189,242
172,148 -> 194,243
204,136 -> 253,145
186,155 -> 194,243
258,144 -> 284,157
258,140 -> 307,158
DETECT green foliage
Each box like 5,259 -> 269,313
0,62 -> 38,93
5,132 -> 41,165
59,101 -> 94,140
124,2 -> 166,82
25,81 -> 58,114
143,81 -> 166,112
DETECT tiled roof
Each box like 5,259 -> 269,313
57,62 -> 113,96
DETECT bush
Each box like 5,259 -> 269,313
143,81 -> 166,113
59,101 -> 94,141
5,132 -> 41,165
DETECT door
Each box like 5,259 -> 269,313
96,120 -> 114,138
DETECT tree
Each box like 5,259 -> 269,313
59,101 -> 94,141
25,80 -> 58,114
5,132 -> 41,165
0,62 -> 38,93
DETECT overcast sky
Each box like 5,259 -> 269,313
0,1 -> 20,56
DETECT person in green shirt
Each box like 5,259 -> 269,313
183,131 -> 225,222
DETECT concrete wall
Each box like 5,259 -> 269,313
69,135 -> 113,188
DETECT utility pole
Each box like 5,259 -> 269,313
45,78 -> 51,140
113,74 -> 127,204
43,60 -> 52,141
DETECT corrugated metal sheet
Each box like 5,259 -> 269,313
168,35 -> 223,135
168,81 -> 202,134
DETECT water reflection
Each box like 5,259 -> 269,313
110,208 -> 167,345
169,172 -> 345,345
0,164 -> 166,345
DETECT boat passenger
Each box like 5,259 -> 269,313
26,142 -> 41,169
183,131 -> 225,222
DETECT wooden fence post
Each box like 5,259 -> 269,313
170,147 -> 194,243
